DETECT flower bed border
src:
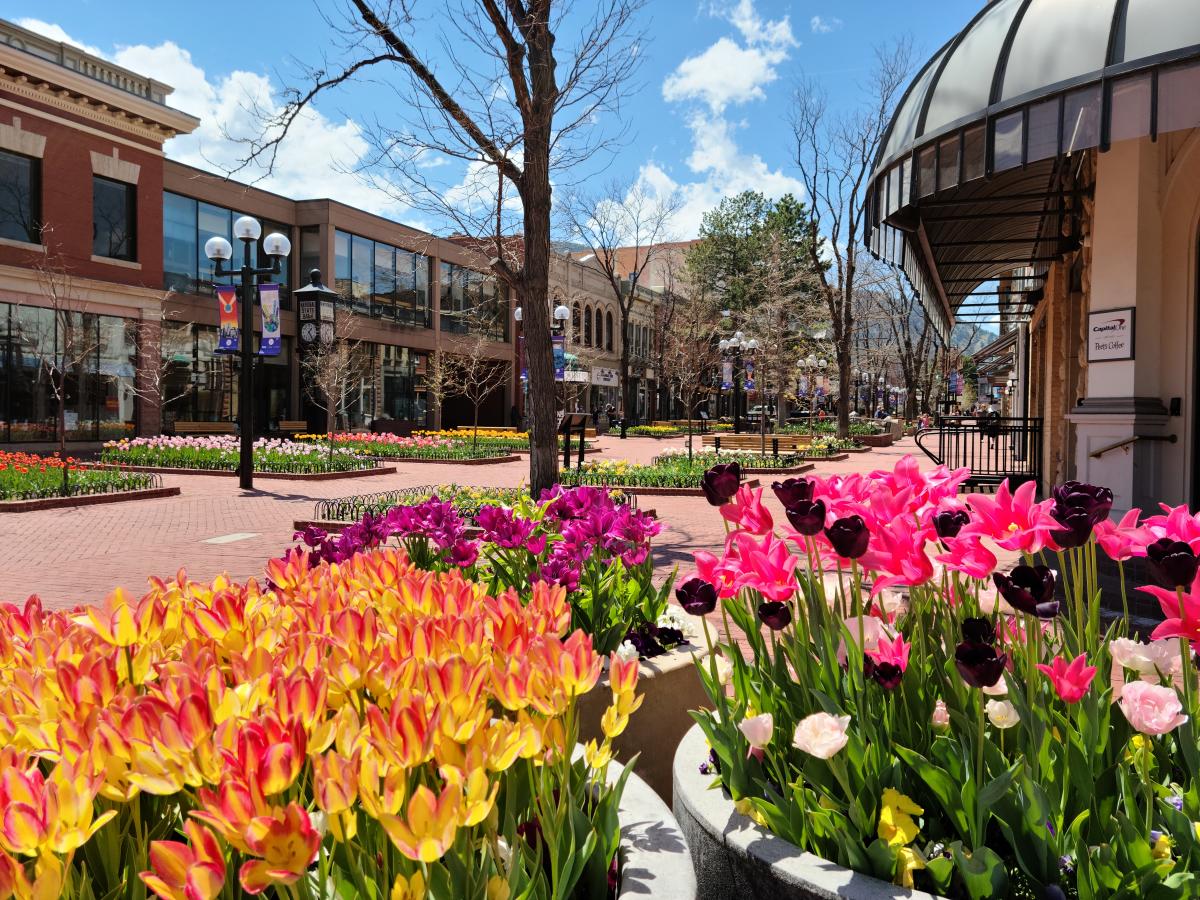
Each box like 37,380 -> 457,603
673,723 -> 940,900
94,464 -> 396,481
614,752 -> 698,900
740,463 -> 815,475
857,434 -> 894,448
365,453 -> 520,465
0,486 -> 181,513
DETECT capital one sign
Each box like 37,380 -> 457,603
1087,307 -> 1135,362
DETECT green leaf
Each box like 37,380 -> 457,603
951,845 -> 1009,899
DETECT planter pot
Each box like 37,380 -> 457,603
673,724 -> 941,900
857,434 -> 894,448
614,755 -> 698,900
579,644 -> 709,804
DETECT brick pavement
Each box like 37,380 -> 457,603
0,435 -> 934,611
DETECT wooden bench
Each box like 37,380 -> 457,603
277,420 -> 308,435
701,433 -> 812,453
173,421 -> 236,436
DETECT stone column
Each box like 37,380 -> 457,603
1066,138 -> 1169,515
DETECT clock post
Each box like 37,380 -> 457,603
293,269 -> 340,431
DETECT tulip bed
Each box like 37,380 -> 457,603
101,436 -> 378,474
0,546 -> 643,899
295,485 -> 682,659
297,433 -> 513,460
315,484 -> 631,524
0,450 -> 156,500
559,456 -> 778,490
680,457 -> 1200,896
417,429 -> 535,453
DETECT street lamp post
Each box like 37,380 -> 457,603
204,217 -> 291,491
514,305 -> 525,429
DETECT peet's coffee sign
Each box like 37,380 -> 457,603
1087,307 -> 1135,362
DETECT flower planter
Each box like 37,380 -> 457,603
740,464 -> 815,476
673,724 -> 941,900
578,479 -> 761,499
579,645 -> 710,804
0,486 -> 181,512
857,434 -> 894,448
614,754 -> 698,900
368,454 -> 520,465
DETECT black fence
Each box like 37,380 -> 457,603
313,484 -> 636,523
915,416 -> 1043,492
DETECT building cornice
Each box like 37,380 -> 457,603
0,45 -> 199,143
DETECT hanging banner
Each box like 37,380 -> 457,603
743,359 -> 755,392
258,283 -> 281,356
552,335 -> 566,382
216,286 -> 239,353
721,361 -> 733,391
519,336 -> 527,381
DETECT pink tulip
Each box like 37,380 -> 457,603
726,533 -> 798,602
1035,653 -> 1097,704
868,633 -> 910,672
738,713 -> 773,751
934,535 -> 998,580
931,699 -> 950,728
1094,509 -> 1152,562
1140,503 -> 1200,552
693,551 -> 741,599
720,486 -> 774,535
792,712 -> 850,759
963,480 -> 1060,554
1139,570 -> 1200,651
1118,681 -> 1189,735
858,517 -> 933,595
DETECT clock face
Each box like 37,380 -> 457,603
319,323 -> 335,343
301,322 -> 318,342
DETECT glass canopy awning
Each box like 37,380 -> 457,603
866,0 -> 1200,334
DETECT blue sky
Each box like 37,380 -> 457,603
6,0 -> 982,238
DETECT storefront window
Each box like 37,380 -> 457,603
380,345 -> 427,422
93,177 -> 136,261
0,150 -> 39,244
98,317 -> 137,441
439,263 -> 508,341
163,192 -> 198,294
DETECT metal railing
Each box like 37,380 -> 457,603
915,416 -> 1043,492
314,484 -> 636,523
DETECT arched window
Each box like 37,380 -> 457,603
584,305 -> 593,346
595,308 -> 603,349
606,311 -> 614,351
571,302 -> 581,341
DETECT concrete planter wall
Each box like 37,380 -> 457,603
615,757 -> 697,900
579,645 -> 709,804
857,434 -> 895,448
673,724 -> 941,900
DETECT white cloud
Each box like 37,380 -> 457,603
810,15 -> 843,35
17,20 -> 410,219
655,0 -> 806,237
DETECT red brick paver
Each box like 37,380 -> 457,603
0,436 -> 933,610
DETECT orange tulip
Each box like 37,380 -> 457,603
238,803 -> 320,894
139,820 -> 226,900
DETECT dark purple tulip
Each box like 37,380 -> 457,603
772,477 -> 814,509
1146,538 -> 1200,589
701,463 -> 742,506
932,509 -> 970,540
1053,481 -> 1114,524
954,641 -> 1008,689
872,661 -> 904,691
757,601 -> 792,630
825,515 -> 869,559
1050,506 -> 1095,549
676,577 -> 718,616
785,498 -> 827,536
993,565 -> 1059,619
962,616 -> 996,646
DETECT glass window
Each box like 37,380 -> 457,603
1158,62 -> 1200,137
381,345 -> 427,423
961,125 -> 986,182
1026,98 -> 1060,163
918,145 -> 937,197
1111,74 -> 1152,145
992,111 -> 1023,171
163,192 -> 197,294
937,137 -> 959,190
159,321 -> 194,431
299,226 -> 321,284
572,302 -> 581,341
606,311 -> 614,351
198,203 -> 232,288
350,235 -> 372,315
334,230 -> 352,300
395,248 -> 430,327
441,263 -> 507,341
98,316 -> 137,441
584,306 -> 592,346
0,150 -> 39,244
1063,85 -> 1102,152
93,176 -> 136,260
595,309 -> 603,349
9,305 -> 56,441
61,312 -> 98,441
373,242 -> 396,319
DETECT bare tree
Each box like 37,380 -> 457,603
16,231 -> 103,494
126,296 -> 201,432
423,347 -> 449,430
661,263 -> 723,459
442,332 -> 511,452
237,0 -> 645,494
793,41 -> 912,439
562,177 -> 681,431
301,310 -> 374,461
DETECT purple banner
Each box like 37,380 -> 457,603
259,283 -> 281,356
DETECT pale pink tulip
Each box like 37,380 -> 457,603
792,712 -> 850,759
1119,681 -> 1188,735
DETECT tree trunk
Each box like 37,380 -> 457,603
519,172 -> 558,496
836,351 -> 851,440
472,403 -> 480,453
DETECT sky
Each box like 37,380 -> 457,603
4,0 -> 983,240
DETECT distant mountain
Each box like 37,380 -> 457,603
954,323 -> 998,353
